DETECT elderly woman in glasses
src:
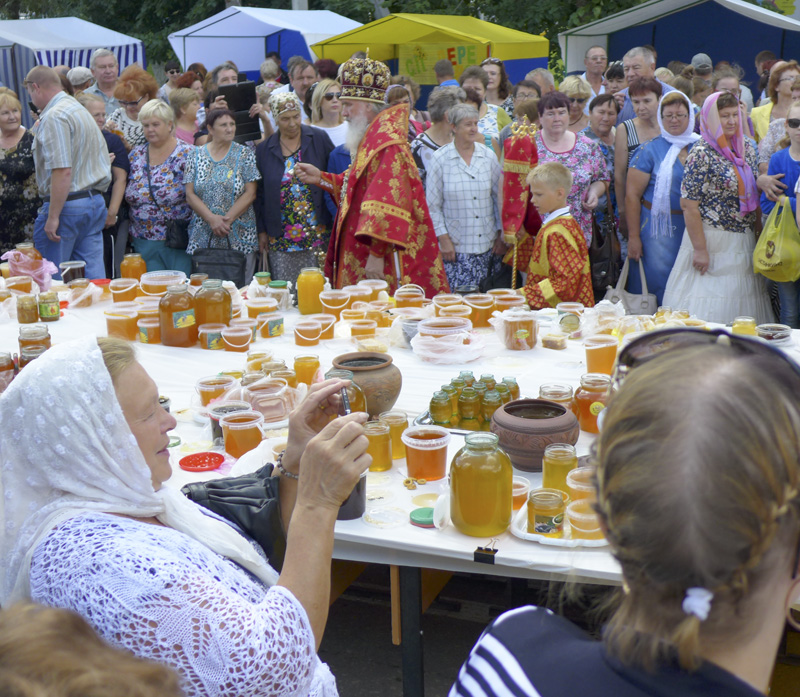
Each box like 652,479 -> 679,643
107,65 -> 159,151
452,330 -> 800,697
559,75 -> 591,133
662,92 -> 771,323
481,58 -> 514,114
255,91 -> 335,287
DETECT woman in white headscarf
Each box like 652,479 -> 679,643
0,336 -> 369,697
625,91 -> 700,304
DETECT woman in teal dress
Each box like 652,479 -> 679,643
626,91 -> 699,303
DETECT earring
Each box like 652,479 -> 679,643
783,578 -> 800,632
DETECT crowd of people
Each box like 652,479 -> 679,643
2,40 -> 800,697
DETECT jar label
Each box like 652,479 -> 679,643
172,309 -> 196,329
38,302 -> 59,318
267,318 -> 284,337
138,327 -> 153,343
534,513 -> 563,535
590,401 -> 606,416
204,331 -> 223,350
514,329 -> 530,339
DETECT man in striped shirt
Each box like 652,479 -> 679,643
26,65 -> 111,280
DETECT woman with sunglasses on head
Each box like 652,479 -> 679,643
107,65 -> 158,152
309,78 -> 348,147
559,75 -> 591,133
615,77 -> 662,241
481,58 -> 514,114
751,60 -> 800,142
452,329 -> 800,697
662,92 -> 771,323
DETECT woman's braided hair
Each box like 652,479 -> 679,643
592,344 -> 800,672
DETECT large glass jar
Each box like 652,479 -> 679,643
574,374 -> 611,434
159,285 -> 197,347
450,432 -> 513,537
195,279 -> 232,326
297,267 -> 325,315
120,253 -> 147,281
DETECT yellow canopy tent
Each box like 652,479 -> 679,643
311,13 -> 548,84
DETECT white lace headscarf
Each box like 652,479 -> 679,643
651,91 -> 700,237
0,337 -> 278,605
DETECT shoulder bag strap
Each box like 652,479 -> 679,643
145,145 -> 165,215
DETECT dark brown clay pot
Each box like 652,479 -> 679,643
490,399 -> 580,472
331,352 -> 402,418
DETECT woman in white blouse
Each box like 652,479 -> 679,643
0,336 -> 370,697
310,78 -> 348,148
426,103 -> 502,289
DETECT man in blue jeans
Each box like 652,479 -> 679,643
26,65 -> 111,279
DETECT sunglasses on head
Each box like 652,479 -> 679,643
481,58 -> 503,66
788,118 -> 800,129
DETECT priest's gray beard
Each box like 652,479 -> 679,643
345,113 -> 370,158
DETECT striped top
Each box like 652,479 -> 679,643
449,605 -> 762,697
32,91 -> 111,196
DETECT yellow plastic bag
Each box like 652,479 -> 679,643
753,198 -> 800,282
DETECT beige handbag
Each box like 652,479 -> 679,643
603,257 -> 658,315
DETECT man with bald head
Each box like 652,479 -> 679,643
25,65 -> 110,279
614,46 -> 675,124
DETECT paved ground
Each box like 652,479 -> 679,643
318,566 -> 614,697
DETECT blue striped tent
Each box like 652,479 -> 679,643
0,17 -> 145,126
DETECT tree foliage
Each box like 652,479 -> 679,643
1,0 -> 646,66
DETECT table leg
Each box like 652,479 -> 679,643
399,565 -> 424,697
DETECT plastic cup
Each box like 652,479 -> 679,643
439,305 -> 472,319
140,270 -> 186,296
246,350 -> 274,373
221,326 -> 252,352
462,294 -> 495,328
319,290 -> 349,319
257,312 -> 284,338
556,302 -> 584,316
357,278 -> 389,301
105,309 -> 139,341
584,335 -> 619,375
432,293 -> 462,316
137,317 -> 161,344
343,285 -> 372,306
246,297 -> 279,318
196,375 -> 237,406
340,308 -> 366,323
135,297 -> 161,319
294,354 -> 320,385
230,317 -> 258,341
566,499 -> 604,540
6,276 -> 33,293
271,369 -> 298,388
349,318 -> 377,339
401,425 -> 451,481
58,260 -> 86,283
271,439 -> 288,461
220,410 -> 264,459
198,323 -> 226,350
294,319 -> 322,346
308,313 -> 336,340
566,466 -> 596,502
110,278 -> 139,303
512,476 -> 530,511
365,420 -> 392,472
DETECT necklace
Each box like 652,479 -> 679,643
281,138 -> 301,156
570,115 -> 585,126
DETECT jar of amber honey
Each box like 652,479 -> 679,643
19,345 -> 46,368
0,352 -> 14,394
16,295 -> 38,324
159,285 -> 197,347
195,279 -> 232,326
450,433 -> 512,537
574,374 -> 611,434
429,391 -> 452,426
120,253 -> 147,281
19,325 -> 51,352
297,267 -> 325,315
37,291 -> 60,322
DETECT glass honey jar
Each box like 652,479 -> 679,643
457,386 -> 481,431
120,253 -> 147,280
16,295 -> 38,324
37,291 -> 60,322
19,325 -> 51,352
429,391 -> 452,427
195,279 -> 232,326
159,285 -> 197,347
574,374 -> 611,434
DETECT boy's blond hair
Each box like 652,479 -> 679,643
526,161 -> 573,193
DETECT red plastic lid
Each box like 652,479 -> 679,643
179,451 -> 225,472
90,278 -> 111,287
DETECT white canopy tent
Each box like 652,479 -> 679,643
559,0 -> 800,82
168,8 -> 362,75
0,17 -> 144,125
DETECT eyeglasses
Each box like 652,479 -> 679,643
662,112 -> 689,120
119,95 -> 145,107
569,97 -> 587,104
787,118 -> 800,129
481,58 -> 503,67
323,92 -> 341,101
22,79 -> 34,89
779,76 -> 799,83
166,69 -> 181,75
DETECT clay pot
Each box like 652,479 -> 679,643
490,399 -> 580,472
331,352 -> 402,418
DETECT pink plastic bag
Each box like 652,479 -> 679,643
0,250 -> 58,292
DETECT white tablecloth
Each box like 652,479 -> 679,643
0,296 -> 621,585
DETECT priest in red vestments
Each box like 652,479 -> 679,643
295,55 -> 449,296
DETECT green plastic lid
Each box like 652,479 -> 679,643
269,280 -> 288,288
255,272 -> 271,279
409,507 -> 435,528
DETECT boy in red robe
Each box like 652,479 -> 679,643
521,162 -> 594,309
295,55 -> 449,297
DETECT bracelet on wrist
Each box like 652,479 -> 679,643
275,450 -> 299,480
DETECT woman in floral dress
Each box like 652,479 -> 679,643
185,108 -> 261,283
124,100 -> 193,275
0,89 -> 40,252
255,92 -> 334,287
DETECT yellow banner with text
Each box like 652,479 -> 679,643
398,43 -> 487,84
